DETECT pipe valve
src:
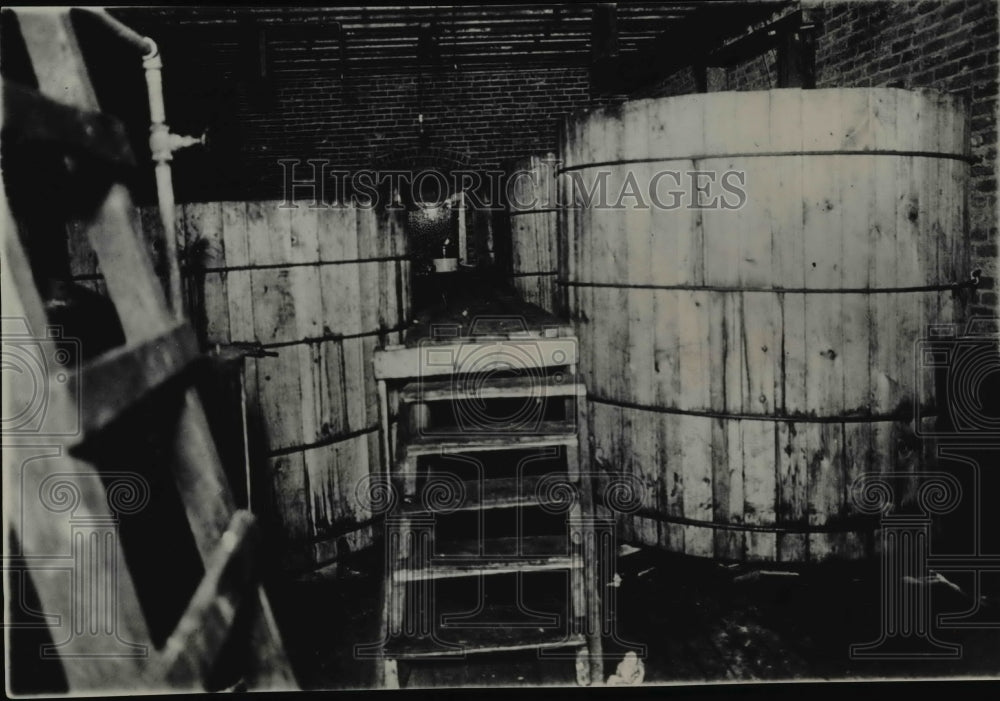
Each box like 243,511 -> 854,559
150,124 -> 206,162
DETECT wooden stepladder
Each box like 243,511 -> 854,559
370,316 -> 605,687
2,9 -> 296,692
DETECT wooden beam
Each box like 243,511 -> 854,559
704,7 -> 822,67
776,13 -> 819,88
72,322 -> 201,439
257,25 -> 269,79
590,3 -> 619,92
145,511 -> 258,688
591,3 -> 618,60
236,20 -> 275,109
592,2 -> 799,96
374,339 -> 578,381
693,60 -> 708,93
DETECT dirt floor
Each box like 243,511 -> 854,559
266,541 -> 1000,690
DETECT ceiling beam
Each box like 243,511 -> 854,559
114,4 -> 795,74
590,3 -> 619,91
590,2 -> 795,96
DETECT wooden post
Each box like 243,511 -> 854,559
776,22 -> 817,89
693,61 -> 708,93
589,3 -> 618,93
457,190 -> 467,265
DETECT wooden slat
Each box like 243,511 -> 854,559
646,90 -> 685,554
402,420 -> 578,457
147,511 -> 258,688
189,203 -> 230,346
678,292 -> 713,558
507,155 -> 560,312
404,295 -> 572,345
399,374 -> 585,403
3,187 -> 155,691
773,96 -> 808,564
630,408 -> 660,548
869,90 -> 899,417
385,612 -> 586,659
289,205 -> 324,540
400,475 -> 567,514
222,202 -> 256,343
241,589 -> 297,690
340,435 -> 373,542
268,452 -> 310,546
742,421 -> 776,561
73,322 -> 200,437
394,535 -> 577,581
776,418 -> 808,562
624,100 -> 658,549
15,9 -> 100,110
802,93 -> 842,562
712,290 -> 741,560
374,339 -> 579,381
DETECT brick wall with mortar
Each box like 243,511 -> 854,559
645,0 -> 999,317
165,1 -> 997,314
171,66 -> 598,205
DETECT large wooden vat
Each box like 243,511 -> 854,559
560,88 -> 969,562
506,155 -> 560,314
68,201 -> 410,571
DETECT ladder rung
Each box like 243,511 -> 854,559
374,338 -> 578,381
1,78 -> 135,169
393,535 -> 578,581
384,607 -> 586,659
398,374 -> 585,403
147,511 -> 258,687
400,475 -> 576,514
72,322 -> 200,438
400,420 -> 578,458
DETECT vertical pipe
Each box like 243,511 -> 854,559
239,362 -> 252,512
457,190 -> 466,265
69,10 -> 186,316
153,164 -> 182,317
143,46 -> 184,319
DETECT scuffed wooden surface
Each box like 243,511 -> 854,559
67,199 -> 410,570
507,155 -> 560,314
563,89 -> 968,562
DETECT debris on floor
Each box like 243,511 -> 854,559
903,571 -> 967,598
733,570 -> 801,584
606,652 -> 645,686
271,542 -> 1000,688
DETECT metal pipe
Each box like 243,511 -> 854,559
143,46 -> 185,318
76,8 -> 157,57
81,8 -> 190,317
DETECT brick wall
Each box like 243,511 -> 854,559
815,0 -> 998,317
170,65 -> 597,204
645,0 -> 999,317
640,65 -> 700,97
164,1 -> 997,314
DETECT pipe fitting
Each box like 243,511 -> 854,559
141,37 -> 159,61
142,51 -> 162,72
169,132 -> 206,151
150,124 -> 206,163
149,122 -> 173,162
